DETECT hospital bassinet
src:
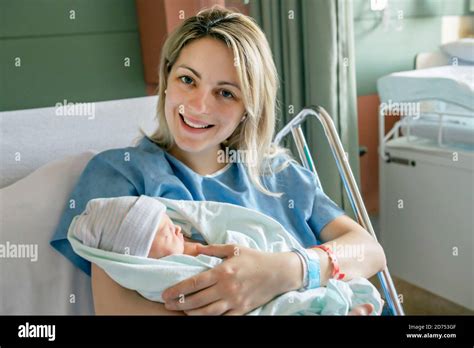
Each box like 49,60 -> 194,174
377,65 -> 474,311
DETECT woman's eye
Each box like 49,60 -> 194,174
180,76 -> 194,85
220,90 -> 234,99
179,76 -> 234,99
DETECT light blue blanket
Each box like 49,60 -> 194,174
68,197 -> 382,315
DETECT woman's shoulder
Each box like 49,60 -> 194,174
77,137 -> 171,182
267,152 -> 319,188
90,136 -> 167,166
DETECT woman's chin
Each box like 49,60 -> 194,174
174,142 -> 207,154
172,137 -> 218,155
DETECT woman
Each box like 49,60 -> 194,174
51,6 -> 386,315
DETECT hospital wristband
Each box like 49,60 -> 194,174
291,248 -> 321,291
313,244 -> 345,280
291,248 -> 308,290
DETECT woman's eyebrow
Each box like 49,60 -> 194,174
177,64 -> 241,91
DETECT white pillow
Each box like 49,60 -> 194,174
441,38 -> 474,63
0,151 -> 96,314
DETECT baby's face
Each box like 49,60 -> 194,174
148,213 -> 185,259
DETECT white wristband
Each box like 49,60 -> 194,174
291,248 -> 308,291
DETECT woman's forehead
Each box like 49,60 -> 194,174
181,36 -> 232,56
175,38 -> 240,81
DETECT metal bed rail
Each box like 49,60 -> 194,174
378,103 -> 474,161
275,105 -> 405,316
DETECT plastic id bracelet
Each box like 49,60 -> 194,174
313,244 -> 345,280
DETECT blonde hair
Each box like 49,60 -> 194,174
146,6 -> 292,197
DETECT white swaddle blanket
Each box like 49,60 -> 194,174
68,196 -> 382,315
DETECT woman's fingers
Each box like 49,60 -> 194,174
348,303 -> 374,315
223,308 -> 246,316
165,285 -> 221,311
183,242 -> 204,256
184,300 -> 230,316
197,244 -> 240,258
162,270 -> 217,304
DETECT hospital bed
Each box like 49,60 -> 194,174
377,64 -> 474,310
0,97 -> 404,315
0,96 -> 159,315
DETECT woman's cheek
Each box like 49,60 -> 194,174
226,116 -> 243,134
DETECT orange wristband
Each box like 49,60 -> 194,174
313,245 -> 345,280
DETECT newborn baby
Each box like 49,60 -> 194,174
69,195 -> 383,315
70,196 -> 203,260
147,212 -> 186,258
147,212 -> 206,258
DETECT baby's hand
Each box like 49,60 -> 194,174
183,242 -> 204,256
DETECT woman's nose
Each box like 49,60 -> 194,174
187,88 -> 212,115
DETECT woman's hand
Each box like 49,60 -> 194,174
161,244 -> 303,315
348,303 -> 375,315
183,241 -> 205,256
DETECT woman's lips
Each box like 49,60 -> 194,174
180,113 -> 213,127
179,113 -> 215,132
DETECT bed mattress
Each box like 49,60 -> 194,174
377,65 -> 474,111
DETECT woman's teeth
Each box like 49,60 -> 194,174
180,113 -> 213,129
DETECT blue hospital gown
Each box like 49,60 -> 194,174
50,137 -> 345,275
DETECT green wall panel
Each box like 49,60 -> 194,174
353,0 -> 473,96
353,0 -> 473,20
354,17 -> 442,96
0,0 -> 146,111
0,0 -> 138,38
1,33 -> 146,111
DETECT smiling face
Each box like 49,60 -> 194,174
148,213 -> 184,259
164,37 -> 246,157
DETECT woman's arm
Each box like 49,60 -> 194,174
91,263 -> 185,315
161,215 -> 386,315
315,215 -> 387,285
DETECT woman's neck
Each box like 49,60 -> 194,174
169,145 -> 226,176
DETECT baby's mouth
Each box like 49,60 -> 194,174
179,113 -> 214,129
